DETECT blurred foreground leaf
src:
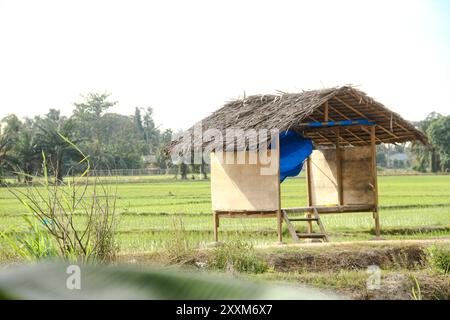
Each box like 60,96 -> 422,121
0,263 -> 344,300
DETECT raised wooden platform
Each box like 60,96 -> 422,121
213,204 -> 377,242
214,210 -> 277,218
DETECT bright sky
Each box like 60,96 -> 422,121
0,0 -> 449,131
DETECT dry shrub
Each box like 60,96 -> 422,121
7,136 -> 119,263
161,216 -> 197,265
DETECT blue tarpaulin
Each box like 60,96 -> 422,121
278,131 -> 313,183
304,119 -> 375,127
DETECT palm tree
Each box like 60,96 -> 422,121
9,128 -> 39,183
1,116 -> 40,183
0,134 -> 10,182
35,111 -> 80,183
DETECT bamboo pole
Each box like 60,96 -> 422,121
312,109 -> 367,144
213,211 -> 219,242
332,96 -> 400,140
306,157 -> 313,233
307,115 -> 354,145
335,127 -> 343,205
371,126 -> 381,237
276,134 -> 282,243
326,102 -> 383,143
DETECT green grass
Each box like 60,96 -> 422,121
0,175 -> 449,254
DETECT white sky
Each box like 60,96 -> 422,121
0,0 -> 449,131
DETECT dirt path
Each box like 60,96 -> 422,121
257,237 -> 450,250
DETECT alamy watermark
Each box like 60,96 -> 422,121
169,122 -> 280,175
66,264 -> 81,290
366,265 -> 381,290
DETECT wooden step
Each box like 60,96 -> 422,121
313,207 -> 329,242
296,233 -> 327,239
282,210 -> 299,243
283,207 -> 329,243
289,217 -> 318,222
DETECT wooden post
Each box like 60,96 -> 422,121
324,101 -> 329,122
213,211 -> 219,242
276,134 -> 282,243
370,126 -> 381,238
335,127 -> 343,206
306,157 -> 313,233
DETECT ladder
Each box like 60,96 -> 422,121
282,207 -> 329,242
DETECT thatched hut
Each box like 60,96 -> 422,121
167,86 -> 426,243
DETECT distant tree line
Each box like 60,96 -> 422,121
1,97 -> 449,184
375,112 -> 450,172
0,93 -> 174,183
410,112 -> 450,172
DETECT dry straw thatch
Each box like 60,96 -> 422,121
167,86 -> 427,153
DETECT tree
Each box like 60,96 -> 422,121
35,110 -> 80,183
133,107 -> 145,139
0,115 -> 38,182
73,92 -> 117,118
0,133 -> 10,182
376,144 -> 388,167
142,107 -> 160,155
155,129 -> 173,170
179,162 -> 188,179
3,115 -> 38,183
1,92 -> 177,180
427,115 -> 450,172
71,93 -> 117,169
100,113 -> 146,169
9,124 -> 39,183
1,114 -> 21,139
0,114 -> 22,178
200,157 -> 208,179
411,112 -> 442,172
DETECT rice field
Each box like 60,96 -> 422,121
0,175 -> 449,253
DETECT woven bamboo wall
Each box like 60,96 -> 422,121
309,146 -> 375,206
210,151 -> 279,212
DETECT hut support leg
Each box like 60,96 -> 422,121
335,127 -> 343,205
306,157 -> 313,234
213,212 -> 219,242
277,209 -> 283,243
306,212 -> 313,233
276,134 -> 283,244
370,126 -> 381,238
373,209 -> 380,238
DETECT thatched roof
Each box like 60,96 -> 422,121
167,86 -> 427,152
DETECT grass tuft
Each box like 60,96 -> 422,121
427,245 -> 450,275
207,240 -> 268,274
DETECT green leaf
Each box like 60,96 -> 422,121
0,263 -> 344,300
